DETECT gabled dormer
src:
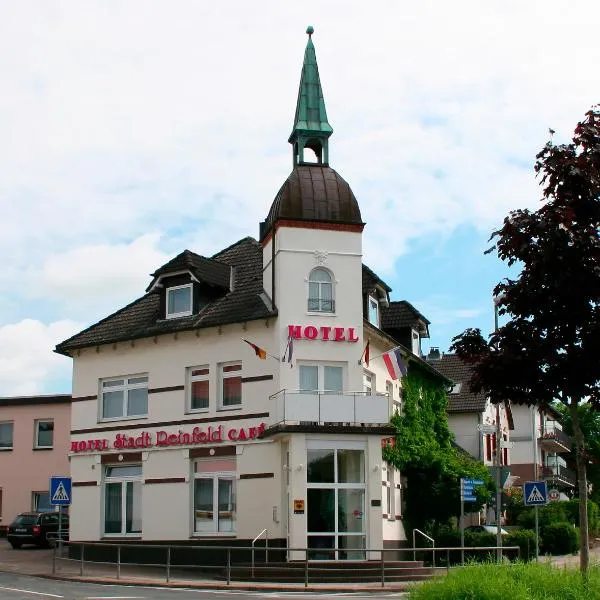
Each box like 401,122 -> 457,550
146,250 -> 232,320
361,264 -> 391,329
380,300 -> 430,356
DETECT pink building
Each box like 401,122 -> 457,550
0,395 -> 71,532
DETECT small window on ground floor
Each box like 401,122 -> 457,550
193,458 -> 237,534
32,491 -> 52,512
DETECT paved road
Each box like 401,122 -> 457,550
0,572 -> 406,600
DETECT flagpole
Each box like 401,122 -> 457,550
359,345 -> 405,365
240,338 -> 281,363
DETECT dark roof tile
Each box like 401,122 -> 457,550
381,300 -> 430,329
427,353 -> 487,414
56,238 -> 276,354
149,250 -> 231,290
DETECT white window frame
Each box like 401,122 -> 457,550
363,371 -> 375,395
166,283 -> 193,319
307,267 -> 335,314
306,441 -> 367,560
32,491 -> 52,512
383,466 -> 395,521
368,296 -> 379,327
100,375 -> 149,422
188,365 -> 210,412
34,419 -> 54,449
103,464 -> 143,537
0,422 -> 14,450
298,362 -> 346,393
192,470 -> 237,536
218,362 -> 242,410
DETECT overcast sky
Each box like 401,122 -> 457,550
1,1 -> 598,395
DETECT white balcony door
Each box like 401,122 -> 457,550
299,363 -> 344,393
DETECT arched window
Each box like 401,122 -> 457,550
308,268 -> 334,312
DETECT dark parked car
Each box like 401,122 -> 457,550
7,512 -> 69,549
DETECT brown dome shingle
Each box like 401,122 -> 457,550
262,165 -> 363,238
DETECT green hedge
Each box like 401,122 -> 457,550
505,529 -> 538,562
541,522 -> 579,555
564,498 -> 599,536
409,562 -> 600,600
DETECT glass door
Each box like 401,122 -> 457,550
306,447 -> 366,560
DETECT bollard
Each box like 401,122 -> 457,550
227,548 -> 231,585
166,547 -> 171,583
380,551 -> 385,588
304,550 -> 309,588
117,546 -> 121,580
80,545 -> 85,576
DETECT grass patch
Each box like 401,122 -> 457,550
409,562 -> 600,600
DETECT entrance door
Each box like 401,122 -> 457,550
306,445 -> 366,560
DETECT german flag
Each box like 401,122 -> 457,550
242,338 -> 267,360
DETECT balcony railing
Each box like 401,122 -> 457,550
539,426 -> 572,452
542,464 -> 576,487
268,389 -> 390,427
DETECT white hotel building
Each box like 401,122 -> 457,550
57,29 -> 448,560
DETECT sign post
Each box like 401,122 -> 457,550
523,480 -> 548,561
50,476 -> 72,556
460,478 -> 484,565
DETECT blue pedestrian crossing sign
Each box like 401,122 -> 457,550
50,476 -> 72,506
523,481 -> 548,506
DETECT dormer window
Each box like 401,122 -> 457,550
368,296 -> 379,327
166,284 -> 193,319
308,268 -> 334,313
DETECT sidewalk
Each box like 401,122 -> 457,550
0,542 -> 418,593
1,540 -> 598,593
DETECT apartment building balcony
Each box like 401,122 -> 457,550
542,464 -> 576,487
539,425 -> 572,453
264,390 -> 394,436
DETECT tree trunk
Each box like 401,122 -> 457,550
570,399 -> 589,576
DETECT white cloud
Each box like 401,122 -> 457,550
0,0 -> 599,392
0,319 -> 82,395
27,234 -> 169,317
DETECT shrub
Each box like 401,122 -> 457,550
505,529 -> 538,562
516,501 -> 568,530
564,498 -> 599,536
541,522 -> 579,555
409,562 -> 600,600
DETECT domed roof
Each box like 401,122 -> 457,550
262,165 -> 363,238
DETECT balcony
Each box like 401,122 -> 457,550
542,464 -> 576,487
539,426 -> 572,453
267,389 -> 391,431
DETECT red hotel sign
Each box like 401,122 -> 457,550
288,324 -> 359,342
71,423 -> 266,453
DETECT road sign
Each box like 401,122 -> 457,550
477,424 -> 496,434
548,488 -> 561,502
523,481 -> 548,506
50,476 -> 72,506
463,479 -> 484,486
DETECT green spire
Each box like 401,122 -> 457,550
289,26 -> 333,166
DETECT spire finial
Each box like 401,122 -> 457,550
306,25 -> 314,37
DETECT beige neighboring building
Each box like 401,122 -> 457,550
0,394 -> 71,532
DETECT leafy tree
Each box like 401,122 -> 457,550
383,369 -> 493,533
554,402 -> 600,505
451,107 -> 600,575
